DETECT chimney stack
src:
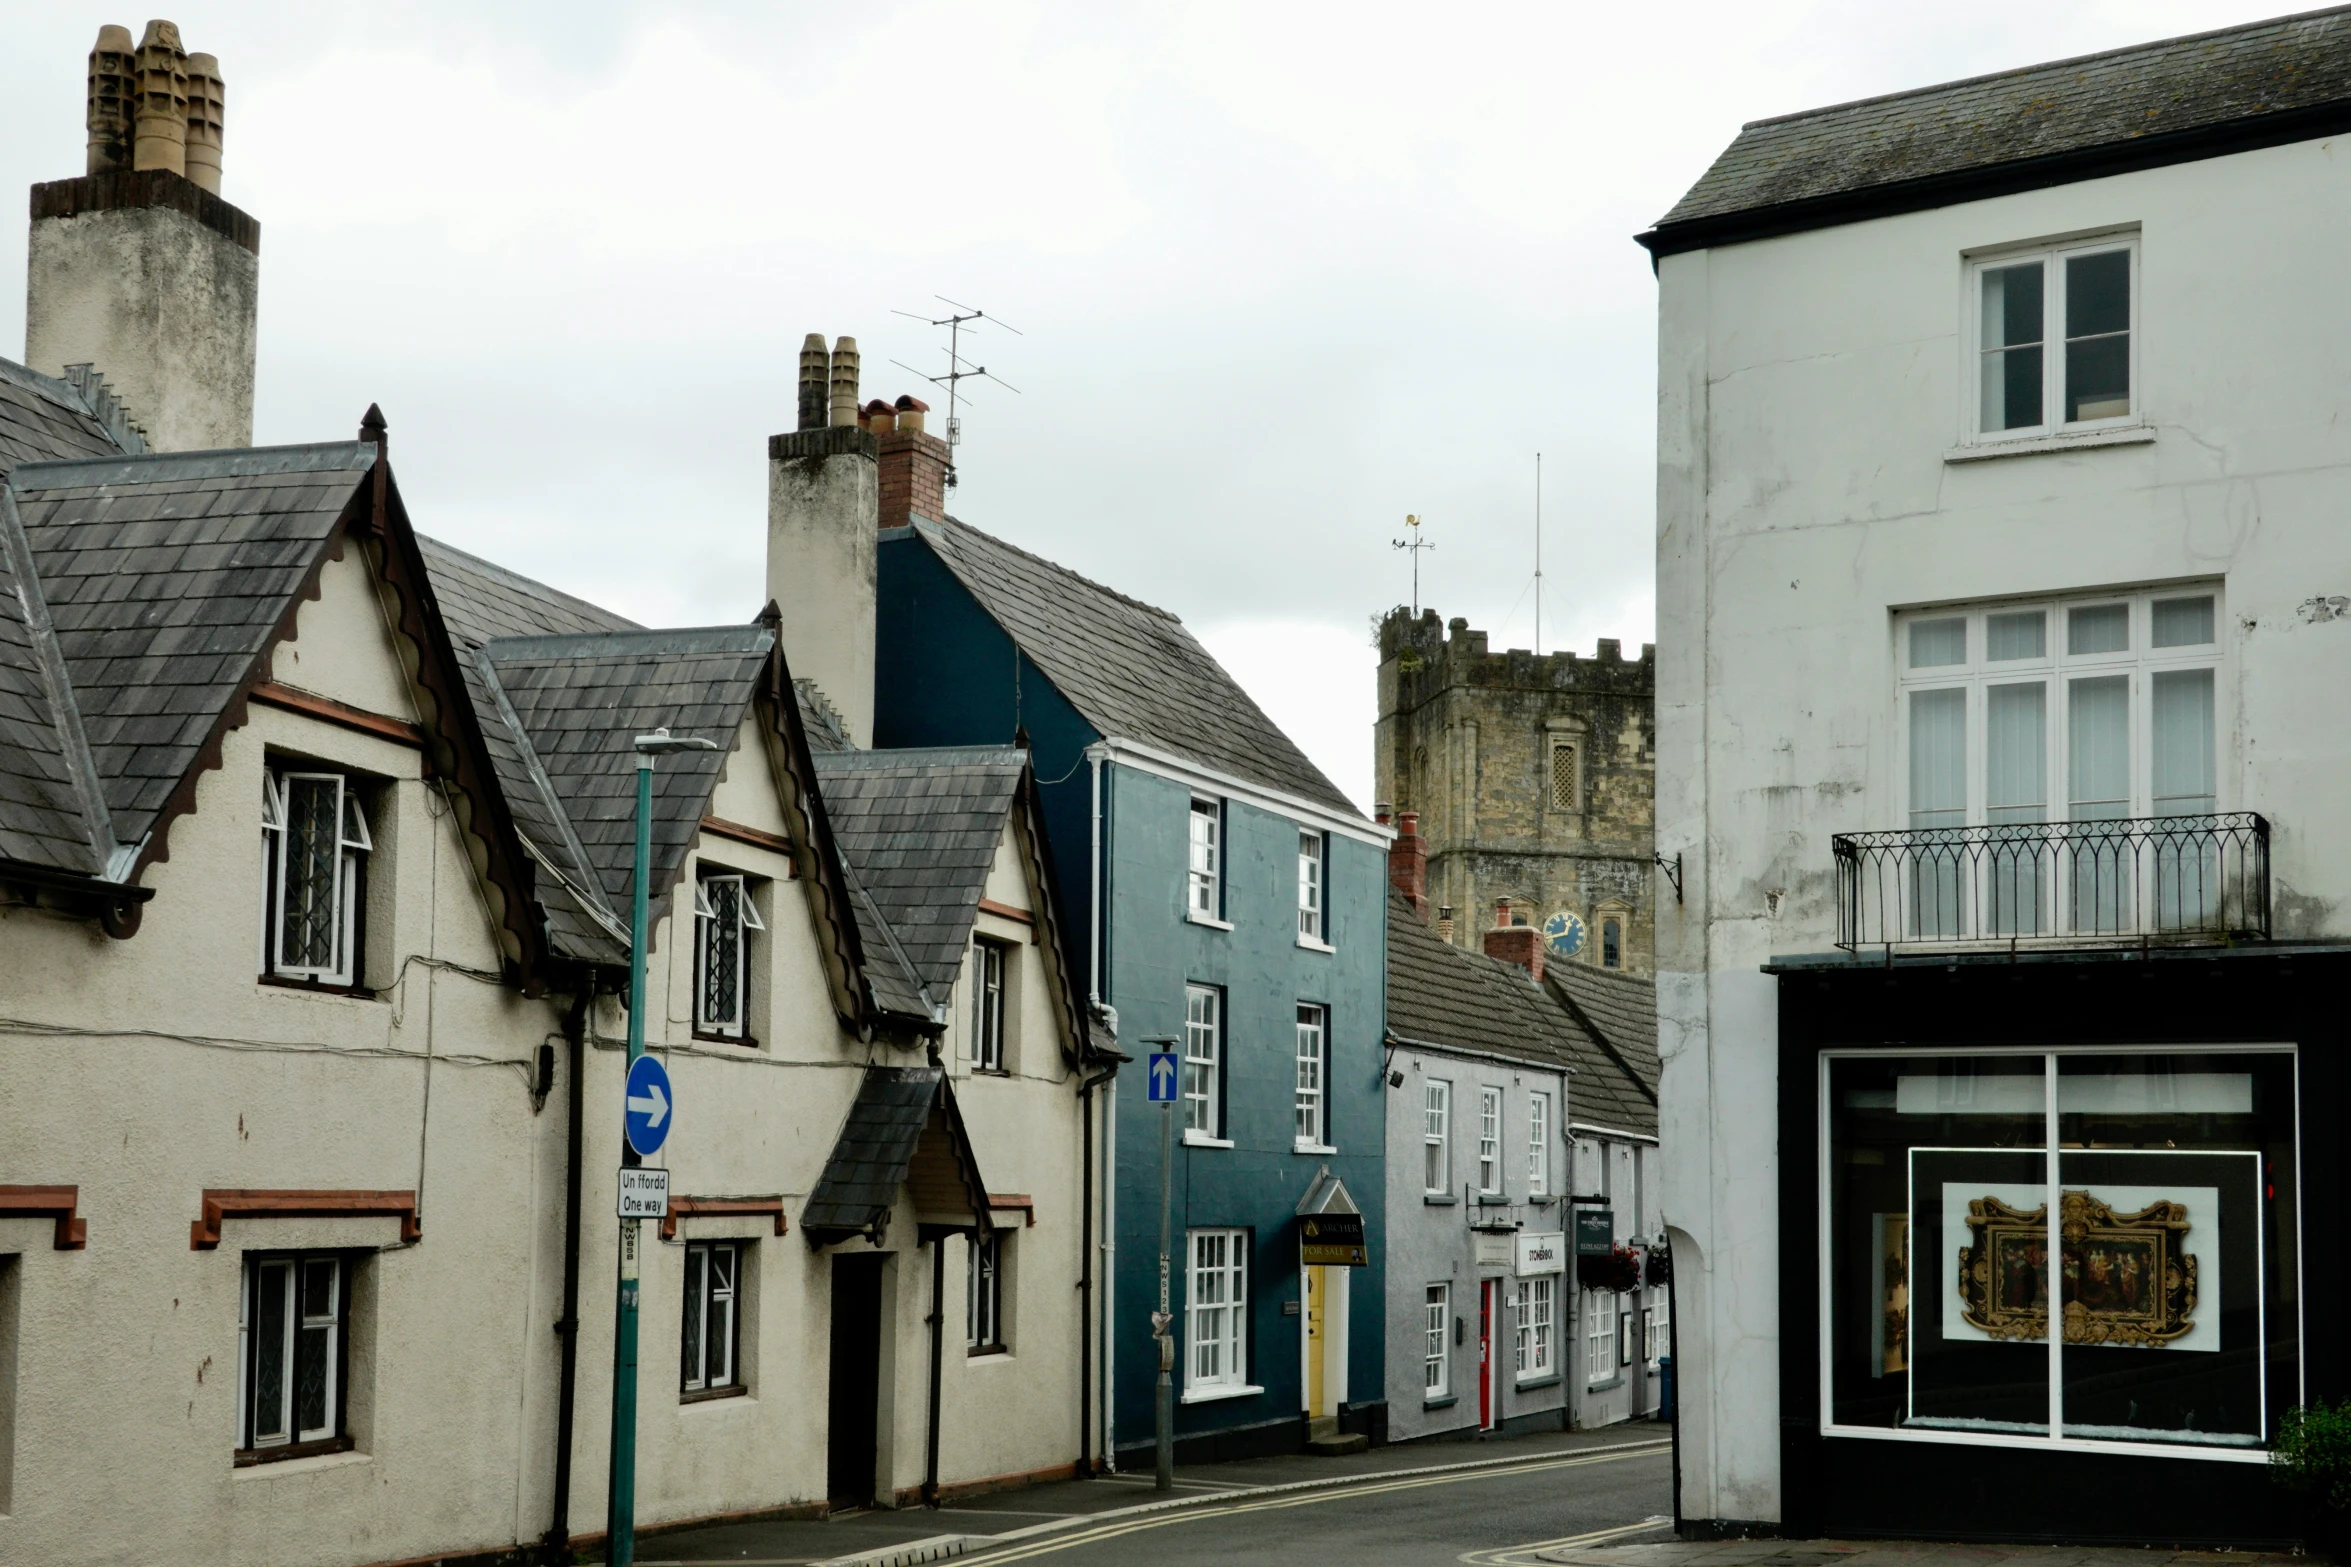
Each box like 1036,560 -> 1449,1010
29,22 -> 257,451
767,331 -> 880,746
873,394 -> 950,529
1389,810 -> 1429,922
1484,898 -> 1545,983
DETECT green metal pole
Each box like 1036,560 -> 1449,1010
1156,1095 -> 1174,1491
607,754 -> 654,1565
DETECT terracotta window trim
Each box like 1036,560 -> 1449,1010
250,681 -> 424,750
976,899 -> 1036,942
987,1193 -> 1036,1228
679,1382 -> 749,1405
192,1189 -> 420,1250
235,1433 -> 356,1468
661,1196 -> 789,1243
0,1184 -> 87,1249
699,815 -> 799,872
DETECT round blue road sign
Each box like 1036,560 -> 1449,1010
623,1053 -> 674,1159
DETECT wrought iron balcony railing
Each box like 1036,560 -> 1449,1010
1832,813 -> 2270,952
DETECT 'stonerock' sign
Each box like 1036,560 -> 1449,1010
1515,1230 -> 1566,1276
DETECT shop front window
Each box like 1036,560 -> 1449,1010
1825,1048 -> 2298,1455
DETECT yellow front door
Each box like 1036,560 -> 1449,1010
1305,1264 -> 1326,1416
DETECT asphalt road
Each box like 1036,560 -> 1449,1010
640,1430 -> 1673,1566
958,1442 -> 1673,1567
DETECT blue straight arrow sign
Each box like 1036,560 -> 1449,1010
1147,1050 -> 1178,1103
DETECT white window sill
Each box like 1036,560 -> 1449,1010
1182,1130 -> 1234,1149
1945,424 -> 2153,463
1186,912 -> 1235,932
1295,935 -> 1335,954
1293,1141 -> 1339,1156
1180,1382 -> 1264,1405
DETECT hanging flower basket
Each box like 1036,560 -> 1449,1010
1577,1244 -> 1643,1293
1645,1246 -> 1673,1288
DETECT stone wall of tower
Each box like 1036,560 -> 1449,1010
1375,607 -> 1657,973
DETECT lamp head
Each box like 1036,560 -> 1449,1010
632,726 -> 721,758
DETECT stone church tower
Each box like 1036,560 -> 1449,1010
1375,608 -> 1657,973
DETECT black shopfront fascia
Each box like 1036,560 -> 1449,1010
1772,945 -> 2349,1547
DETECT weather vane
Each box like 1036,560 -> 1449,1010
1392,513 -> 1434,617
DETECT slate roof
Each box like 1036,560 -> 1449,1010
0,489 -> 104,873
909,516 -> 1361,818
10,443 -> 375,848
0,360 -> 134,484
811,747 -> 1026,1000
1385,890 -> 1659,1139
1646,6 -> 2351,252
803,1065 -> 940,1240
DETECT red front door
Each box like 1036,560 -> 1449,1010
1477,1280 -> 1497,1429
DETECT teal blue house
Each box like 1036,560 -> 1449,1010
874,516 -> 1390,1461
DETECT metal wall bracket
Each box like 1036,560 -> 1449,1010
1654,851 -> 1683,904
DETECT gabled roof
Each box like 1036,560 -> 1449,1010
1642,5 -> 2351,258
0,360 -> 137,484
0,488 -> 106,875
10,444 -> 377,850
903,515 -> 1360,819
1384,889 -> 1659,1139
802,1065 -> 992,1247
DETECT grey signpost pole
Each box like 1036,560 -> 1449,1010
606,728 -> 713,1567
1141,1036 -> 1179,1494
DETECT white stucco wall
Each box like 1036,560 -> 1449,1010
1654,134 -> 2351,1525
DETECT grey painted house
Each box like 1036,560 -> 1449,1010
1383,815 -> 1664,1442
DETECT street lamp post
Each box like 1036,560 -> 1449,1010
606,728 -> 716,1567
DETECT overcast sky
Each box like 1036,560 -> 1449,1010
0,1 -> 2293,810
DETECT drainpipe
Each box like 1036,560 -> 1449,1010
1077,1055 -> 1120,1474
543,982 -> 592,1564
924,1233 -> 947,1507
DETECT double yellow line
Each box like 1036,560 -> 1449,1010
1456,1514 -> 1675,1565
962,1442 -> 1671,1565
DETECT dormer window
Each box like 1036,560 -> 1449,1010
260,768 -> 372,988
693,871 -> 765,1042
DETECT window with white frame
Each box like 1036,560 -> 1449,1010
1477,1086 -> 1503,1195
681,1240 -> 742,1395
1187,797 -> 1222,919
1649,1293 -> 1669,1366
1513,1276 -> 1555,1379
967,1232 -> 1006,1354
1971,236 -> 2135,440
238,1251 -> 349,1457
1297,829 -> 1325,942
1527,1092 -> 1551,1197
693,869 -> 766,1040
1423,1080 -> 1451,1193
1900,589 -> 2223,937
1424,1283 -> 1450,1396
260,768 -> 372,987
1294,1004 -> 1328,1148
1183,984 -> 1223,1137
1585,1289 -> 1617,1385
1185,1228 -> 1247,1392
971,937 -> 1010,1071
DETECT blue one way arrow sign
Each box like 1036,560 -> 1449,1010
623,1053 -> 674,1158
1147,1050 -> 1178,1103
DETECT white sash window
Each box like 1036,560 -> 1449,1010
260,769 -> 370,986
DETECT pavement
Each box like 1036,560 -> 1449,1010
630,1421 -> 1675,1566
1544,1544 -> 2328,1567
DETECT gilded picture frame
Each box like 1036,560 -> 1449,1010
1956,1189 -> 2198,1346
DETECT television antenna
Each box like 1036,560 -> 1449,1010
1392,513 -> 1434,617
1533,452 -> 1543,654
890,296 -> 1022,488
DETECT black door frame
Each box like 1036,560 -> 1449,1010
827,1253 -> 887,1507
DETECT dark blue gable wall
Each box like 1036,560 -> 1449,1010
874,530 -> 1100,988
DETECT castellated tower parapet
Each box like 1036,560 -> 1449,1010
1374,607 -> 1657,972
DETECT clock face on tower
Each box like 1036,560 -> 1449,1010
1541,910 -> 1586,958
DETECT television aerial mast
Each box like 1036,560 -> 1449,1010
890,296 -> 1022,489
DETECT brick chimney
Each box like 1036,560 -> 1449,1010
870,394 -> 950,529
1389,810 -> 1429,922
1484,898 -> 1544,983
27,21 -> 256,451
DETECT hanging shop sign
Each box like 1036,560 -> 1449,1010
1515,1230 -> 1566,1277
1473,1228 -> 1516,1270
1575,1208 -> 1616,1256
1298,1212 -> 1367,1267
